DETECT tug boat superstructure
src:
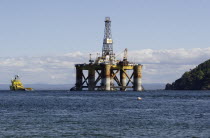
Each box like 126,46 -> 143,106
10,75 -> 33,91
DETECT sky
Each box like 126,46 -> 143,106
0,0 -> 210,84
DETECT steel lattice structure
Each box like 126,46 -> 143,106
102,17 -> 113,57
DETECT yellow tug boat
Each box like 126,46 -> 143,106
10,75 -> 33,91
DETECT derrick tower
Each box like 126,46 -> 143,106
102,17 -> 113,57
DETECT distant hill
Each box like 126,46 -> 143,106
165,59 -> 210,90
0,83 -> 165,91
0,84 -> 73,90
143,83 -> 165,90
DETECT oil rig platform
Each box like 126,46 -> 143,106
71,17 -> 143,91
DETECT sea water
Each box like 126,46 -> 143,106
0,90 -> 209,137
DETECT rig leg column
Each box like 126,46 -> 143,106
110,70 -> 114,91
100,69 -> 105,90
134,65 -> 143,91
105,64 -> 111,91
76,67 -> 83,91
88,68 -> 95,91
120,69 -> 127,91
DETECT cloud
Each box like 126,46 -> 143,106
127,48 -> 210,83
21,68 -> 45,72
0,58 -> 25,67
129,48 -> 210,65
0,47 -> 210,84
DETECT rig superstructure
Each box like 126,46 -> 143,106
71,17 -> 143,91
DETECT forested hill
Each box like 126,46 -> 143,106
165,59 -> 210,90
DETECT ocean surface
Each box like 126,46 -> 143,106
0,90 -> 209,138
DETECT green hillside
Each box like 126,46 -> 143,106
165,59 -> 210,90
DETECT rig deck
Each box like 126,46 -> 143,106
75,63 -> 142,91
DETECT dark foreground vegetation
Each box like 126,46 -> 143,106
165,59 -> 210,90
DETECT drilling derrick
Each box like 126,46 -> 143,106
71,17 -> 143,91
102,17 -> 113,58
